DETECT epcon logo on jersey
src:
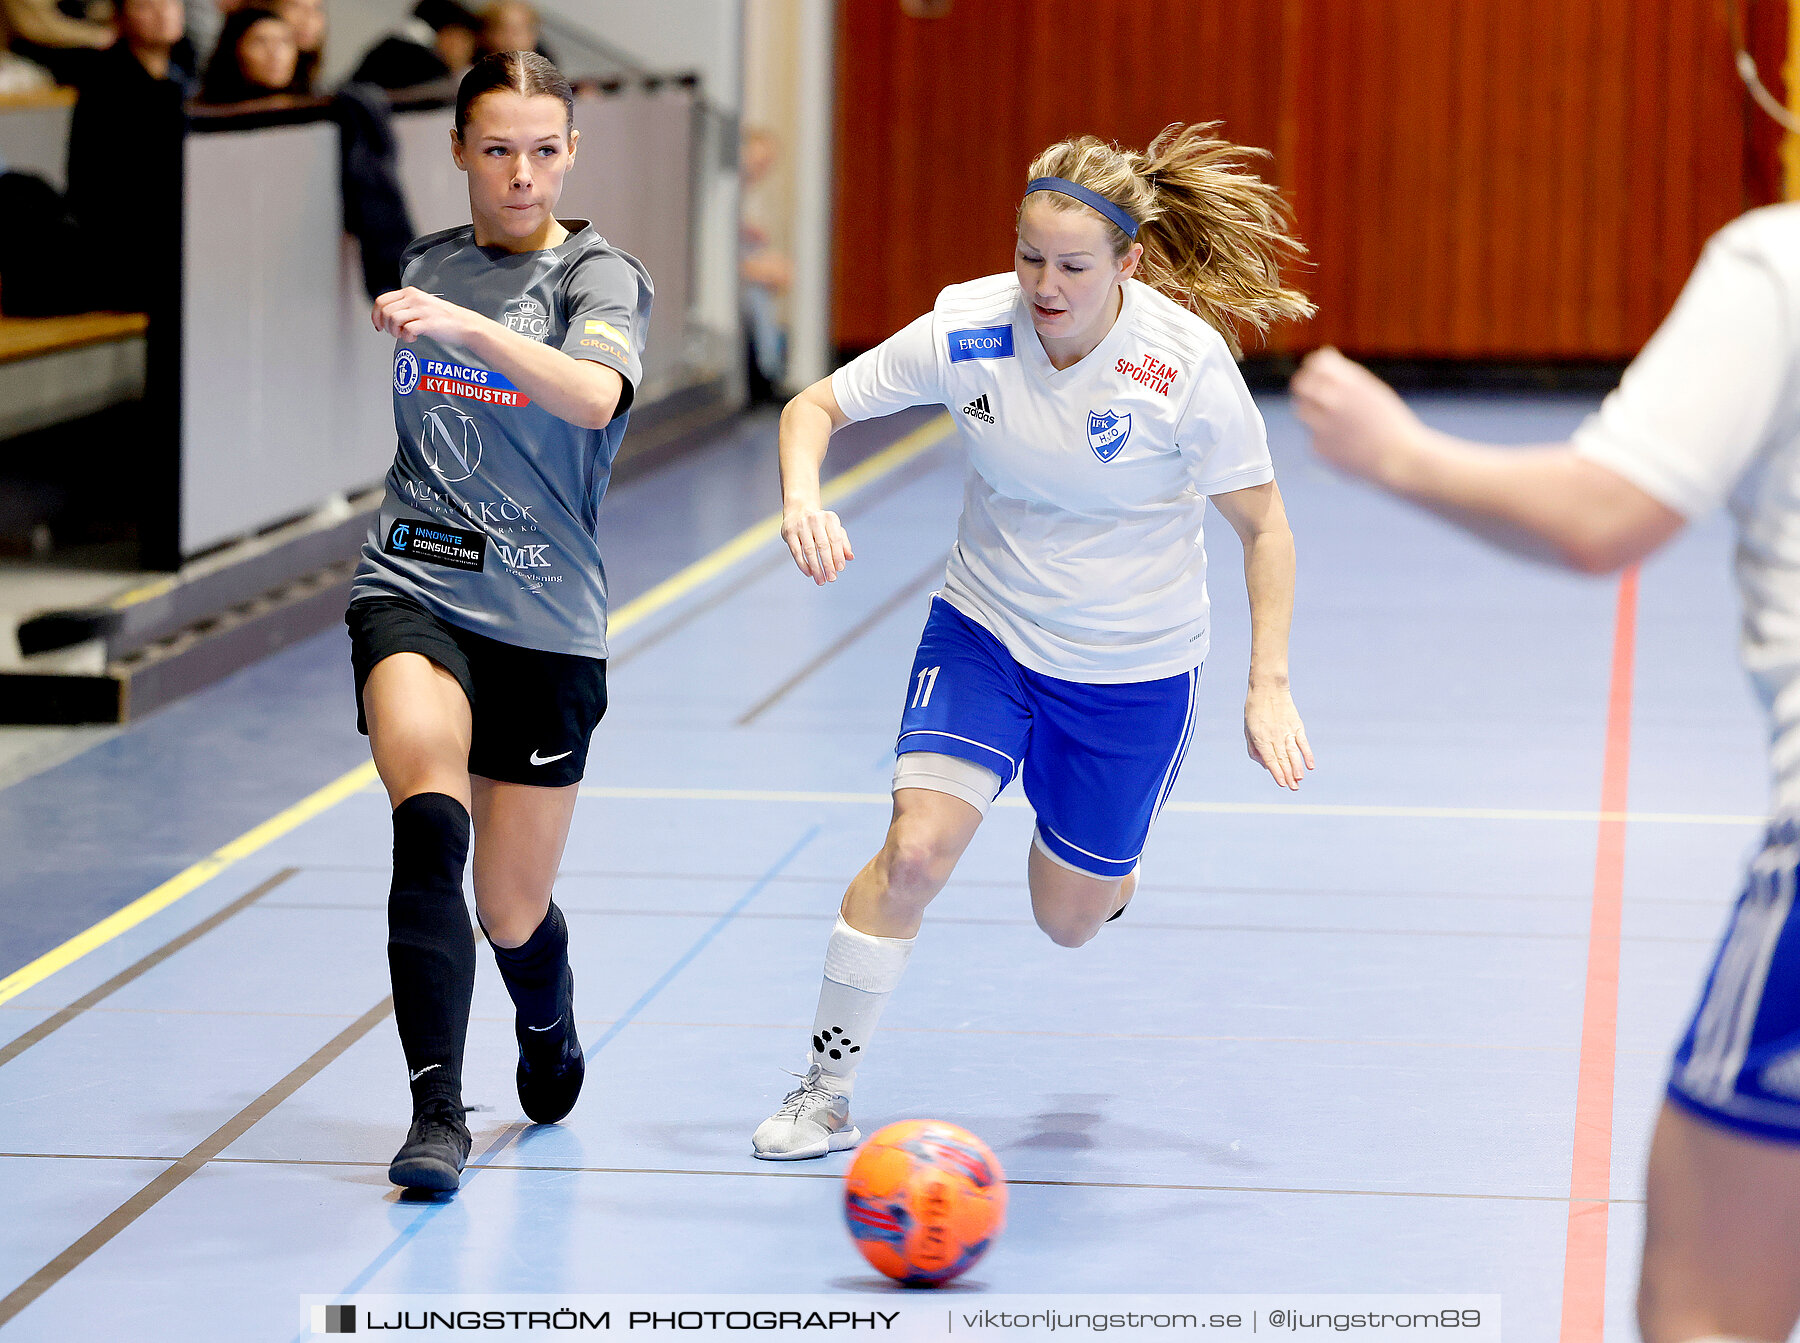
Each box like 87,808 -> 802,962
419,359 -> 530,408
947,325 -> 1015,363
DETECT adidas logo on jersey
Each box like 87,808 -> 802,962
961,394 -> 996,424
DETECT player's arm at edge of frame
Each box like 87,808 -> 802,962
778,377 -> 857,585
1379,432 -> 1681,575
1291,347 -> 1685,575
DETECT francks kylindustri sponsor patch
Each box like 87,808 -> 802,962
395,352 -> 531,408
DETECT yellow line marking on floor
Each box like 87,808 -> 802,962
0,770 -> 372,1008
0,417 -> 952,1011
573,785 -> 1766,827
107,575 -> 178,609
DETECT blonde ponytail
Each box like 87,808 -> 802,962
1022,124 -> 1314,357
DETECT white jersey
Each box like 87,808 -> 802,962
832,274 -> 1273,683
1573,204 -> 1800,816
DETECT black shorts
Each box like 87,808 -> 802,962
346,597 -> 607,787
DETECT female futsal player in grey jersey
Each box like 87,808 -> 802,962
346,51 -> 651,1192
1293,206 -> 1800,1343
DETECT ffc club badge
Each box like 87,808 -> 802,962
393,348 -> 420,395
1087,409 -> 1131,462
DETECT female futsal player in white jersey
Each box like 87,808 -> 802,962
752,125 -> 1316,1159
348,51 -> 651,1191
1292,207 -> 1800,1343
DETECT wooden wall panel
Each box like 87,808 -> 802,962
832,0 -> 1287,351
833,0 -> 1785,360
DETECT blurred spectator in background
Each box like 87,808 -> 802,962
119,0 -> 196,88
739,125 -> 792,405
351,0 -> 478,91
2,0 -> 113,85
0,0 -> 187,315
334,80 -> 414,299
197,3 -> 294,103
58,0 -> 196,94
270,0 -> 320,93
433,12 -> 476,76
66,0 -> 190,238
182,0 -> 248,72
478,0 -> 552,64
0,172 -> 87,314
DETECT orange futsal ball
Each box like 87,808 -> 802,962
843,1119 -> 1007,1286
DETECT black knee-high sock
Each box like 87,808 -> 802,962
487,902 -> 571,1038
387,792 -> 474,1111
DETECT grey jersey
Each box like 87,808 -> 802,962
350,220 -> 652,659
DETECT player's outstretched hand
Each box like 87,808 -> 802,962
1289,346 -> 1426,488
780,506 -> 854,585
372,287 -> 475,346
1244,683 -> 1315,791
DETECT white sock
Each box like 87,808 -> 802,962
807,914 -> 915,1096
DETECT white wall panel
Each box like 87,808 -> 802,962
535,0 -> 743,108
556,90 -> 695,395
392,108 -> 469,237
0,99 -> 73,192
182,122 -> 354,555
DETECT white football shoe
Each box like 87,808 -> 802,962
751,1064 -> 861,1160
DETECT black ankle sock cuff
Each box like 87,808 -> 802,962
488,902 -> 567,975
411,1080 -> 465,1112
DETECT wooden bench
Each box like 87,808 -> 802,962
0,311 -> 147,365
1,90 -> 148,370
0,87 -> 75,112
0,311 -> 148,442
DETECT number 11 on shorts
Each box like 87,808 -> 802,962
912,665 -> 941,709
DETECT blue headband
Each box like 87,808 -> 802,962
1023,176 -> 1140,239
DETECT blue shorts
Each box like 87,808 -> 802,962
895,597 -> 1200,880
1667,821 -> 1800,1145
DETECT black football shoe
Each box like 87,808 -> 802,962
388,1097 -> 472,1192
517,965 -> 584,1125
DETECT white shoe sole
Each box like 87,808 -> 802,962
751,1124 -> 862,1161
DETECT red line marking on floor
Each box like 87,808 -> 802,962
1559,565 -> 1640,1343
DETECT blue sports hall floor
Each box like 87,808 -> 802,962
0,396 -> 1769,1340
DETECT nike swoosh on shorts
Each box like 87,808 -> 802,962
530,749 -> 573,766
